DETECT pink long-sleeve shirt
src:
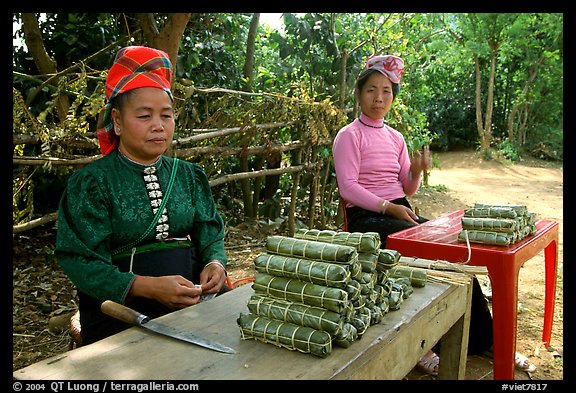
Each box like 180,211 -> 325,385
332,113 -> 421,212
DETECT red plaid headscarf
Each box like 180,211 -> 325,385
364,55 -> 404,84
96,46 -> 173,155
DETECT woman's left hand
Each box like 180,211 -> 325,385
199,261 -> 227,294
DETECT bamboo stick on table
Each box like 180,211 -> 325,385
398,256 -> 488,275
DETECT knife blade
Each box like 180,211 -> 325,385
101,300 -> 237,354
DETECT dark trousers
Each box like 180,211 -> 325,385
346,197 -> 427,249
346,198 -> 493,355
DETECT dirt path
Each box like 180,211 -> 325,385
407,150 -> 564,380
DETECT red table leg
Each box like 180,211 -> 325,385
542,239 -> 558,347
486,263 -> 521,380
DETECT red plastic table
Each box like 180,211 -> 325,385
387,210 -> 559,380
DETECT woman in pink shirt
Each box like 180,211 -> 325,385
333,54 -> 431,248
333,54 -> 535,376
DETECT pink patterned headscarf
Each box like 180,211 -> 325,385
364,55 -> 404,84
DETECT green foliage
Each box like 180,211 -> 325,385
524,126 -> 563,161
497,139 -> 520,162
178,13 -> 249,89
421,183 -> 448,192
12,12 -> 563,228
482,146 -> 498,161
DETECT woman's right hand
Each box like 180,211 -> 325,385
386,202 -> 419,225
128,275 -> 202,309
410,145 -> 432,175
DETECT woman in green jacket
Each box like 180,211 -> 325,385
55,46 -> 228,345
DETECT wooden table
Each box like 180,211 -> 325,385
14,274 -> 472,380
387,210 -> 559,380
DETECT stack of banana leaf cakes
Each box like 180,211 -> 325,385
458,203 -> 537,246
237,229 -> 427,357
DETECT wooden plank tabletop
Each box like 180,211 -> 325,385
14,277 -> 471,380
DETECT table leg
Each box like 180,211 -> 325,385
488,264 -> 520,380
542,239 -> 558,347
438,277 -> 472,380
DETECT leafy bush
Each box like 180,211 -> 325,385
498,139 -> 520,162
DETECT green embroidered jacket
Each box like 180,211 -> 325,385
55,150 -> 227,304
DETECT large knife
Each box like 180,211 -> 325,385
101,300 -> 237,354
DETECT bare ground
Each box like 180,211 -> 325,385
12,149 -> 563,380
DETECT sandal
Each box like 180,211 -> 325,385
515,352 -> 536,373
417,350 -> 439,376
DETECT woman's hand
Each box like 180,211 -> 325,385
410,145 -> 432,176
198,261 -> 227,295
128,275 -> 202,309
386,202 -> 420,225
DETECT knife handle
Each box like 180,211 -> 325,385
101,300 -> 150,325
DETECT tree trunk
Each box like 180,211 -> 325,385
338,51 -> 349,110
243,13 -> 260,92
484,44 -> 497,147
239,155 -> 254,218
506,57 -> 543,145
474,55 -> 486,152
21,13 -> 70,123
474,52 -> 496,154
244,13 -> 262,217
288,149 -> 303,237
137,13 -> 191,76
251,155 -> 264,218
308,147 -> 320,228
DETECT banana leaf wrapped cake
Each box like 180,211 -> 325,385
458,203 -> 537,246
252,273 -> 349,314
254,253 -> 351,289
294,228 -> 381,253
237,313 -> 333,358
247,294 -> 345,335
266,235 -> 358,264
389,266 -> 427,288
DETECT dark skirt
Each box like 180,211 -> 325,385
78,246 -> 200,345
345,197 -> 427,249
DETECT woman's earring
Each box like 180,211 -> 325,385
115,127 -> 121,136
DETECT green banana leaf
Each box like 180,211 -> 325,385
474,202 -> 528,217
377,249 -> 401,271
346,279 -> 362,303
357,252 -> 378,273
252,273 -> 349,314
457,229 -> 513,246
393,278 -> 414,299
266,235 -> 358,265
378,297 -> 390,315
294,228 -> 381,253
388,289 -> 404,310
237,313 -> 332,358
389,266 -> 427,287
350,312 -> 370,337
460,202 -> 538,246
254,253 -> 351,289
461,217 -> 519,233
247,294 -> 345,335
333,322 -> 358,348
464,207 -> 518,219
